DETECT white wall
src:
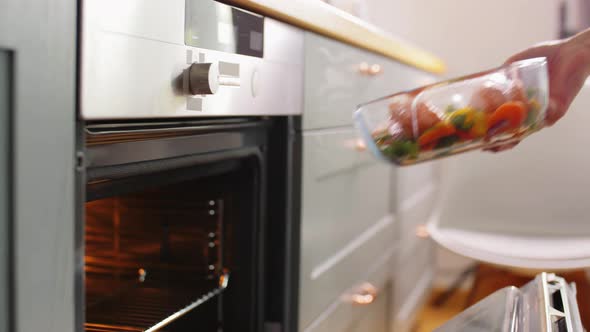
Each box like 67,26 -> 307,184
363,0 -> 560,77
360,0 -> 562,288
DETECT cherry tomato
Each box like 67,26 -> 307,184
470,86 -> 507,113
389,99 -> 441,137
507,81 -> 528,103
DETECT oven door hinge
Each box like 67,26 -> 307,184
75,151 -> 85,172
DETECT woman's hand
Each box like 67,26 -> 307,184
486,28 -> 590,152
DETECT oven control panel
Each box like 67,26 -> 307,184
80,0 -> 303,119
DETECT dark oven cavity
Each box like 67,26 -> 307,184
80,119 -> 272,332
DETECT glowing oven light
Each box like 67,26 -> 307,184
138,268 -> 147,282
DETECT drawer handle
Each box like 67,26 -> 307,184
354,139 -> 367,152
351,282 -> 378,305
415,224 -> 430,238
358,62 -> 383,76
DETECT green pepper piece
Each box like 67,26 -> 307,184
526,87 -> 538,100
404,141 -> 420,159
435,135 -> 460,149
450,114 -> 474,131
524,107 -> 539,127
382,140 -> 420,159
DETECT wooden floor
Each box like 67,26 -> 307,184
412,288 -> 467,332
412,264 -> 590,331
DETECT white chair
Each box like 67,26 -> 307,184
428,82 -> 590,272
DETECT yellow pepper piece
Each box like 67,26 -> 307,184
448,107 -> 487,139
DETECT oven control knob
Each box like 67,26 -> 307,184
188,63 -> 220,95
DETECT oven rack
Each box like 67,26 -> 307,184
85,271 -> 229,332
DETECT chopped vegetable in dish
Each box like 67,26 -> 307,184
418,122 -> 456,150
486,101 -> 528,137
371,80 -> 544,164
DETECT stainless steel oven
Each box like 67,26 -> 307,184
77,1 -> 304,331
80,0 -> 303,119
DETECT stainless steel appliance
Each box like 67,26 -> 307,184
77,1 -> 304,331
80,0 -> 303,119
435,273 -> 584,332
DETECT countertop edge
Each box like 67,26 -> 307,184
223,0 -> 447,74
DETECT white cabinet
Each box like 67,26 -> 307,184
392,164 -> 439,331
300,31 -> 438,332
301,251 -> 395,332
392,239 -> 435,332
345,283 -> 390,332
303,33 -> 435,130
299,129 -> 395,328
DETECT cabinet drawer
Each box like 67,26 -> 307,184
303,32 -> 436,130
357,160 -> 393,226
300,130 -> 396,328
393,239 -> 434,329
303,33 -> 368,129
302,249 -> 394,332
362,55 -> 436,108
397,164 -> 438,257
346,287 -> 389,332
301,129 -> 392,265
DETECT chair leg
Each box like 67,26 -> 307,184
464,263 -> 482,309
431,263 -> 478,307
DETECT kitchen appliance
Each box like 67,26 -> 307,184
77,1 -> 303,331
436,273 -> 584,332
80,0 -> 303,119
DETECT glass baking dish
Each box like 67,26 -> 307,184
354,57 -> 549,165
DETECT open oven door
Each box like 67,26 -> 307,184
436,273 -> 584,332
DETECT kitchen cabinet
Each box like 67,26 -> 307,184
0,49 -> 11,332
0,1 -> 77,332
303,33 -> 434,130
300,129 -> 396,328
345,284 -> 391,332
392,239 -> 435,332
392,164 -> 439,331
300,31 -> 438,332
301,250 -> 395,332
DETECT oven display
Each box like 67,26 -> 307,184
185,1 -> 264,58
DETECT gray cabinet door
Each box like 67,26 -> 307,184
0,1 -> 77,332
345,283 -> 390,332
302,249 -> 395,332
299,129 -> 397,329
302,32 -> 437,130
0,48 -> 12,332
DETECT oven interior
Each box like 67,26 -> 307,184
84,158 -> 261,332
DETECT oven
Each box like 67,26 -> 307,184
77,1 -> 303,331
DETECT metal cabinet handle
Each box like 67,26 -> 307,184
415,224 -> 430,239
350,282 -> 378,305
354,139 -> 367,152
358,62 -> 383,76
